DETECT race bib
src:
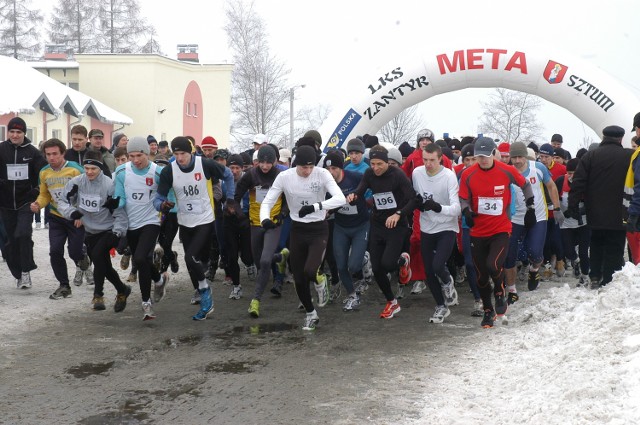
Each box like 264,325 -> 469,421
478,197 -> 503,216
338,203 -> 357,215
373,191 -> 397,210
128,191 -> 150,204
179,198 -> 204,214
7,164 -> 28,181
50,188 -> 64,204
79,194 -> 101,213
255,187 -> 269,203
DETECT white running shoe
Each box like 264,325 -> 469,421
73,268 -> 84,286
85,268 -> 95,285
20,272 -> 32,289
471,300 -> 484,317
153,272 -> 169,303
302,310 -> 319,331
362,251 -> 373,283
246,264 -> 257,280
411,280 -> 426,294
442,277 -> 459,306
429,305 -> 451,323
142,301 -> 156,321
229,285 -> 243,300
315,275 -> 329,307
342,293 -> 360,311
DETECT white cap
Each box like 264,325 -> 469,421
252,150 -> 259,161
253,133 -> 268,145
279,148 -> 292,161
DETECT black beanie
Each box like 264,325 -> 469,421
7,117 -> 27,133
398,141 -> 414,158
227,154 -> 244,167
257,145 -> 277,163
171,136 -> 192,153
293,145 -> 316,166
566,158 -> 579,172
147,135 -> 158,144
295,136 -> 317,150
323,150 -> 344,169
364,135 -> 379,149
267,143 -> 280,161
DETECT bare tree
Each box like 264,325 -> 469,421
297,103 -> 331,140
47,0 -> 100,54
97,0 -> 154,53
138,27 -> 163,55
224,0 -> 291,151
379,105 -> 427,146
479,88 -> 543,144
0,0 -> 43,59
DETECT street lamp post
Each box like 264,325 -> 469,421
289,84 -> 306,149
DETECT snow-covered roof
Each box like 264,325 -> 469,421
0,55 -> 132,125
29,60 -> 79,69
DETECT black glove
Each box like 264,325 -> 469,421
424,199 -> 442,213
160,200 -> 175,213
298,205 -> 315,218
415,193 -> 426,211
107,232 -> 121,248
261,218 -> 277,229
524,207 -> 537,229
627,215 -> 639,233
525,196 -> 534,208
70,210 -> 83,220
564,206 -> 580,220
102,196 -> 120,213
116,237 -> 129,255
462,207 -> 476,228
66,184 -> 79,201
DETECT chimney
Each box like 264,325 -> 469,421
44,44 -> 72,61
177,44 -> 199,63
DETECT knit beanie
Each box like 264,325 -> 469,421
171,136 -> 193,153
127,136 -> 150,154
323,150 -> 344,169
113,133 -> 127,148
227,154 -> 244,167
398,141 -> 414,158
304,130 -> 322,147
147,135 -> 158,144
364,135 -> 379,149
346,138 -> 365,154
387,147 -> 403,165
257,145 -> 277,163
293,145 -> 316,166
7,117 -> 27,133
509,142 -> 528,158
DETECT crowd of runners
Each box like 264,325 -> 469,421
2,113 -> 640,330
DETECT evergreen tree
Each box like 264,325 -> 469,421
47,0 -> 101,54
97,0 -> 154,53
0,0 -> 43,59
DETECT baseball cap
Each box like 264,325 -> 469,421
88,129 -> 104,138
474,137 -> 496,157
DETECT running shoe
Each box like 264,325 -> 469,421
481,309 -> 497,328
342,293 -> 360,311
190,289 -> 201,305
78,253 -> 91,271
248,299 -> 260,318
471,300 -> 484,317
223,276 -> 233,286
540,263 -> 553,281
276,248 -> 289,274
454,266 -> 466,286
398,252 -> 412,285
153,272 -> 169,303
92,296 -> 106,311
556,259 -> 566,278
355,279 -> 369,295
73,269 -> 84,286
494,290 -> 508,316
229,285 -> 243,300
270,280 -> 283,297
577,274 -> 591,288
50,285 -> 72,300
528,270 -> 540,291
120,254 -> 131,270
442,277 -> 459,306
142,301 -> 156,321
170,251 -> 179,273
380,301 -> 401,319
127,272 -> 137,283
395,282 -> 405,299
302,310 -> 319,331
429,305 -> 450,324
507,292 -> 519,305
572,259 -> 581,279
329,282 -> 341,303
19,272 -> 32,289
192,287 -> 214,320
153,245 -> 164,272
85,268 -> 95,285
246,264 -> 257,280
315,274 -> 330,307
410,280 -> 426,294
114,285 -> 132,313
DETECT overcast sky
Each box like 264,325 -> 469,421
34,0 -> 640,153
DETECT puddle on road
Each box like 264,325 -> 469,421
163,323 -> 303,349
205,359 -> 266,374
79,410 -> 148,425
66,361 -> 115,378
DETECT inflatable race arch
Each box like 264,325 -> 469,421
319,42 -> 640,151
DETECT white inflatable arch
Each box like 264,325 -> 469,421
319,42 -> 640,151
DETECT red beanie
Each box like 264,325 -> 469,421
201,136 -> 218,148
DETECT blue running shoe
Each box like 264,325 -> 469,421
192,287 -> 214,321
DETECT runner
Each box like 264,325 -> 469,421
260,145 -> 346,330
503,142 -> 562,302
412,143 -> 461,323
323,150 -> 369,311
347,145 -> 416,320
0,117 -> 47,289
57,150 -> 131,312
153,136 -> 235,320
458,137 -> 534,328
152,154 -> 180,275
113,137 -> 169,320
30,138 -> 85,300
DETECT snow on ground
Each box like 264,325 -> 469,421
409,263 -> 640,425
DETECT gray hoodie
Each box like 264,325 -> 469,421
57,171 -> 127,236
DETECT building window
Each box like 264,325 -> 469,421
26,128 -> 35,143
52,129 -> 62,139
193,103 -> 198,117
185,102 -> 191,116
69,82 -> 79,90
0,126 -> 5,141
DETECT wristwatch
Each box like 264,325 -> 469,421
395,210 -> 402,216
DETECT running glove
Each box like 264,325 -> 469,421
103,196 -> 120,213
70,210 -> 83,220
298,205 -> 315,218
261,218 -> 277,229
423,199 -> 442,213
160,200 -> 175,213
524,207 -> 537,229
66,184 -> 79,201
462,207 -> 476,228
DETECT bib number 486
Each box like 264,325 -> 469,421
183,185 -> 200,196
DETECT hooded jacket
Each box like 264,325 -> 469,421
0,137 -> 47,210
